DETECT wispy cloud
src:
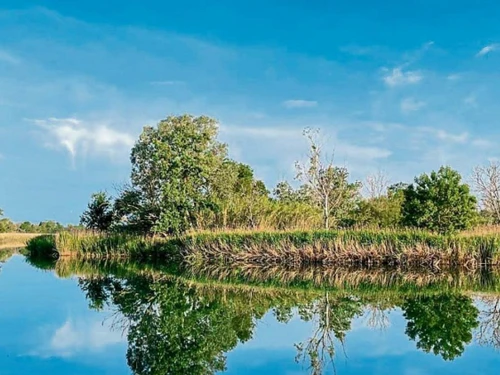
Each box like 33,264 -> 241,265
33,318 -> 125,358
382,67 -> 423,87
337,143 -> 392,160
447,73 -> 461,81
464,93 -> 477,107
401,97 -> 426,113
472,138 -> 493,148
476,44 -> 499,57
0,49 -> 20,64
282,99 -> 318,109
31,117 -> 135,164
420,127 -> 469,144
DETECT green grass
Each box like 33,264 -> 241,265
23,228 -> 500,268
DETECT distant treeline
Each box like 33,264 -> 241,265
0,216 -> 81,234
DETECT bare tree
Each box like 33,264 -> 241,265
472,162 -> 500,223
365,170 -> 391,199
476,296 -> 500,349
295,128 -> 361,229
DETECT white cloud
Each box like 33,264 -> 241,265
282,99 -> 318,108
400,98 -> 426,113
476,44 -> 499,57
32,117 -> 135,163
382,67 -> 423,87
472,138 -> 493,148
420,127 -> 469,144
35,318 -> 126,358
0,49 -> 20,64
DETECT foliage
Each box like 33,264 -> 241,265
125,114 -> 228,236
80,192 -> 114,231
0,218 -> 17,233
402,167 -> 477,234
403,293 -> 479,360
351,185 -> 405,228
25,235 -> 57,257
295,129 -> 361,229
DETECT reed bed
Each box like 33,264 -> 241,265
184,229 -> 500,268
24,228 -> 500,268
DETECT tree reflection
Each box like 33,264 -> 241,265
79,275 -> 257,375
66,260 -> 500,374
476,296 -> 500,349
295,292 -> 362,375
402,293 -> 479,360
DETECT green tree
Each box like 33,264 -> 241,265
0,218 -> 16,233
19,221 -> 36,233
204,161 -> 270,229
295,129 -> 361,229
80,192 -> 114,231
124,115 -> 228,235
401,166 -> 477,234
402,293 -> 479,361
353,186 -> 405,228
37,221 -> 64,233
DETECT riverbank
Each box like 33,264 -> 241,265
25,228 -> 500,268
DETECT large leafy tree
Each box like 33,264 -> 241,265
401,166 -> 477,234
123,115 -> 228,235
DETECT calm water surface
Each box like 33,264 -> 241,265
1,252 -> 500,374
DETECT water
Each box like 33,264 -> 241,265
1,252 -> 500,374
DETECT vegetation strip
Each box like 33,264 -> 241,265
26,229 -> 500,268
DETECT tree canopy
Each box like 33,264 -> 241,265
401,166 -> 477,234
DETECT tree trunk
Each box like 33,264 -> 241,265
324,195 -> 329,230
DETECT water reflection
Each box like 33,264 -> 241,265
21,257 -> 500,374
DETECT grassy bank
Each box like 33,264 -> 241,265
24,228 -> 500,268
0,233 -> 40,250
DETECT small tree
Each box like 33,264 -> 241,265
402,166 -> 477,234
472,162 -> 500,224
80,192 -> 114,231
295,129 -> 360,229
364,170 -> 390,199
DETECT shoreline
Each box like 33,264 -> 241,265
24,228 -> 500,269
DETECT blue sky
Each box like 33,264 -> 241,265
1,1 -> 500,223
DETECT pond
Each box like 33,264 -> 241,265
1,252 -> 500,374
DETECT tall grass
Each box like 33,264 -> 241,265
183,229 -> 500,268
0,233 -> 40,250
23,228 -> 500,268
